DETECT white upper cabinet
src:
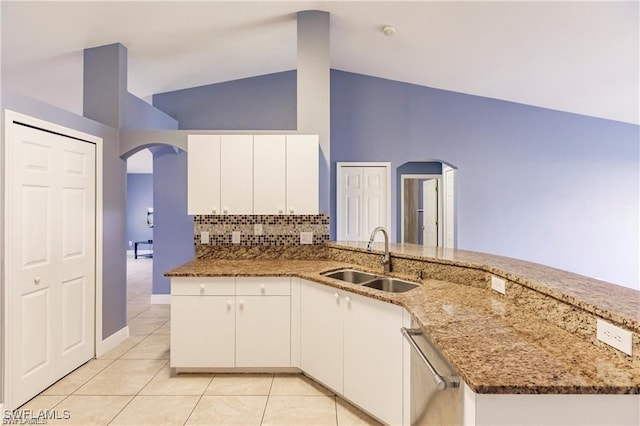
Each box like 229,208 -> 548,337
220,135 -> 253,214
187,134 -> 221,215
188,134 -> 318,215
286,135 -> 319,214
254,135 -> 286,214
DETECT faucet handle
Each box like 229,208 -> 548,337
367,241 -> 373,252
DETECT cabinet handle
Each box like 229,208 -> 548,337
212,207 -> 217,214
278,206 -> 283,214
344,296 -> 350,303
238,299 -> 244,309
289,206 -> 294,214
223,207 -> 229,214
334,292 -> 339,300
226,300 -> 232,309
34,276 -> 41,285
260,284 -> 266,293
200,284 -> 205,293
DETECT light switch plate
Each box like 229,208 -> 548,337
254,224 -> 264,235
491,276 -> 506,294
597,319 -> 632,355
200,231 -> 210,244
300,231 -> 313,245
232,231 -> 241,244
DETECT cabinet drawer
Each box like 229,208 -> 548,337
236,277 -> 291,295
171,277 -> 235,296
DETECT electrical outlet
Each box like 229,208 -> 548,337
300,231 -> 313,245
491,276 -> 506,294
232,231 -> 241,244
254,224 -> 264,235
597,319 -> 632,355
200,231 -> 210,244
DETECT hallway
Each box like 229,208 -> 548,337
14,255 -> 379,425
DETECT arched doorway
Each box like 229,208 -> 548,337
397,160 -> 457,248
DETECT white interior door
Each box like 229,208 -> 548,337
337,164 -> 390,242
422,179 -> 439,246
6,122 -> 96,409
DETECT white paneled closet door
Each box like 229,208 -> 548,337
6,122 -> 96,409
337,164 -> 389,241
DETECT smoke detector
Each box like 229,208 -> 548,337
382,25 -> 396,36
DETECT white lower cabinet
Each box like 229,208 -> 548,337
300,280 -> 405,425
300,279 -> 344,393
343,291 -> 404,426
170,278 -> 235,368
171,277 -> 291,369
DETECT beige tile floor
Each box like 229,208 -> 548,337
18,253 -> 381,425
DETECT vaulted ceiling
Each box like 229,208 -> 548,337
2,1 -> 638,124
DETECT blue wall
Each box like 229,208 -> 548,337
152,69 -> 639,289
126,173 -> 153,247
152,149 -> 195,295
153,71 -> 297,130
330,70 -> 639,288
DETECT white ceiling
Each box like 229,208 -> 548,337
2,1 -> 638,124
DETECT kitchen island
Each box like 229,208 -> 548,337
166,242 -> 639,424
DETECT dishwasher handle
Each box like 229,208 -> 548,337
401,327 -> 458,391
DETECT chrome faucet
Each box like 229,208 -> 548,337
367,226 -> 391,273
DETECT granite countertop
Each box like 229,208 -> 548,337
327,242 -> 640,334
166,256 -> 640,395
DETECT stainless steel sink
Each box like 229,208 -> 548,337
321,269 -> 378,284
362,277 -> 419,293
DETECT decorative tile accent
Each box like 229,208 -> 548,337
193,214 -> 329,249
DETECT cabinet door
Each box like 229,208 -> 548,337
300,280 -> 343,393
220,135 -> 253,214
236,296 -> 290,367
343,291 -> 404,425
254,135 -> 286,214
171,295 -> 235,368
187,135 -> 221,215
286,135 -> 318,214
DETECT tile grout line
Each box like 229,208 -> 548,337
259,374 -> 276,425
106,347 -> 170,424
181,373 -> 215,426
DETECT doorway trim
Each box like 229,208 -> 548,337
400,174 -> 442,244
336,162 -> 391,241
3,110 -> 104,408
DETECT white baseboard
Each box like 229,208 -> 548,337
150,294 -> 171,304
96,325 -> 129,357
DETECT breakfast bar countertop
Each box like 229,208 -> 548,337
166,247 -> 640,395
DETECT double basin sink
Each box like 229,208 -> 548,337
321,269 -> 419,293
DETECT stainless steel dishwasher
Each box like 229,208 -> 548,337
401,326 -> 463,425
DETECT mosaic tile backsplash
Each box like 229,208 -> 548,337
194,214 -> 329,247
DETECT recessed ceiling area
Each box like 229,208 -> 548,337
2,1 -> 638,124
